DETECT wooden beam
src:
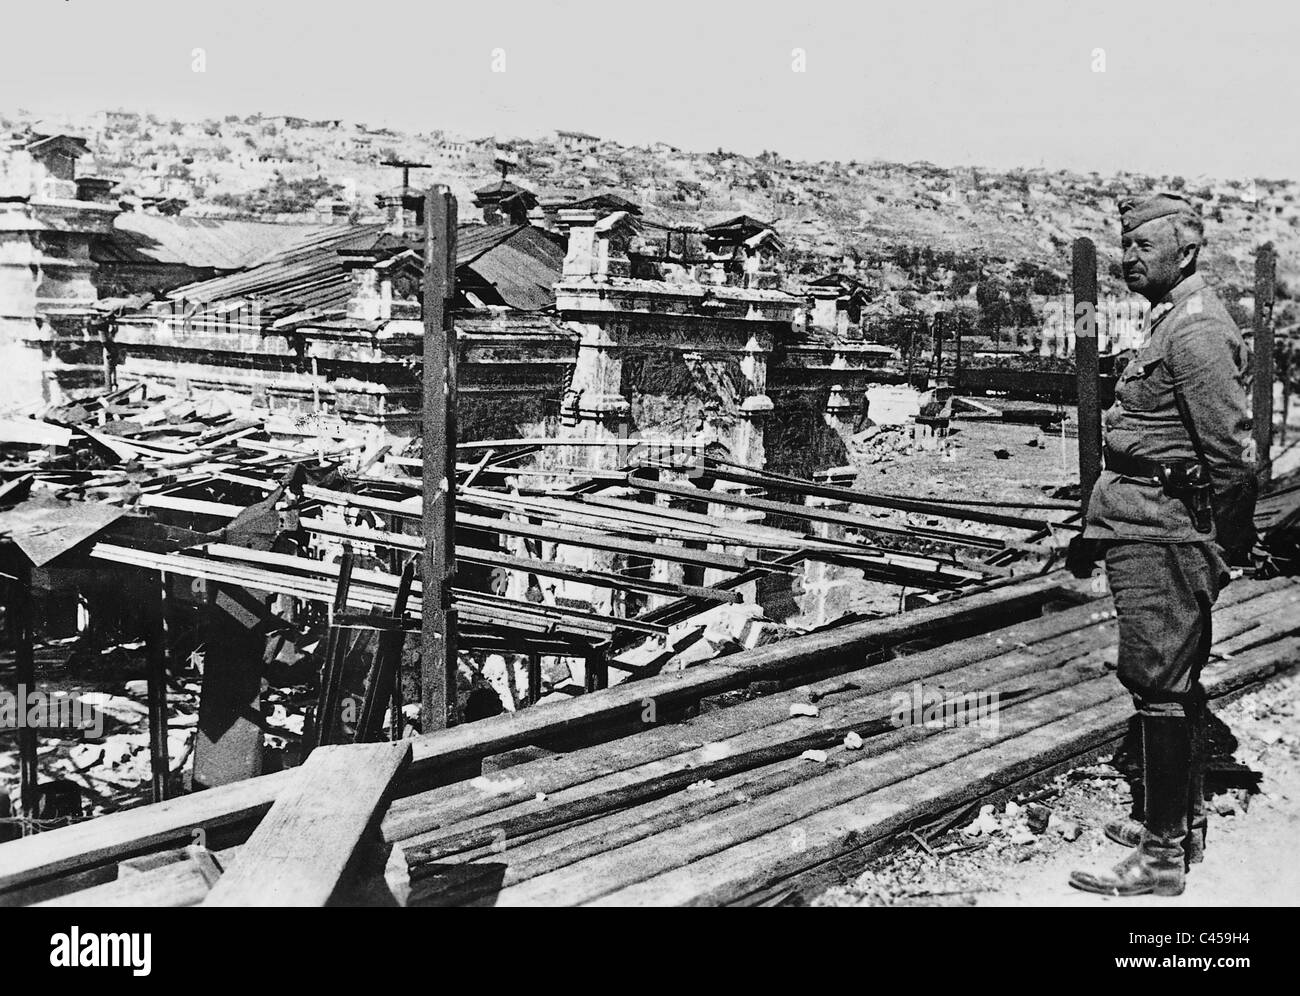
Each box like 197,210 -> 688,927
423,185 -> 458,732
308,546 -> 355,752
1254,242 -> 1277,485
356,560 -> 416,743
0,574 -> 1085,897
203,741 -> 411,906
1073,237 -> 1101,513
622,477 -> 1007,555
699,466 -> 1080,533
457,511 -> 772,573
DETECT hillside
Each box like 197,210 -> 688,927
7,108 -> 1297,323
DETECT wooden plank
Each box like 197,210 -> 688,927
302,516 -> 743,603
623,477 -> 1008,551
411,580 -> 1293,900
378,571 -> 1070,815
0,769 -> 292,897
585,635 -> 1300,907
407,657 -> 1112,905
1074,237 -> 1102,512
356,560 -> 416,743
307,546 -> 355,752
702,465 -> 1080,532
457,511 -> 763,573
34,847 -> 227,908
204,742 -> 411,907
402,578 -> 1300,901
0,573 -> 1285,898
390,611 -> 1117,849
497,675 -> 1128,905
403,649 -> 1112,876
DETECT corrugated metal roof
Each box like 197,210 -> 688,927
166,223 -> 392,308
462,226 -> 564,311
153,222 -> 562,324
456,224 -> 529,265
95,214 -> 330,270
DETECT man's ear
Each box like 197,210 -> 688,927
1179,241 -> 1199,272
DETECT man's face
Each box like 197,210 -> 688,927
1121,218 -> 1186,301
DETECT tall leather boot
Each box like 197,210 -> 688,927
1186,695 -> 1208,863
1103,701 -> 1206,866
1071,715 -> 1190,897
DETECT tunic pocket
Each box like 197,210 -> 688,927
1117,356 -> 1166,412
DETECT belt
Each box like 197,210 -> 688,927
1104,446 -> 1169,486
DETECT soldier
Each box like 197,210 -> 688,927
1068,193 -> 1257,897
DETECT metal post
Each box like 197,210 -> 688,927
422,187 -> 458,731
1073,238 -> 1101,513
933,312 -> 945,384
1253,242 -> 1276,485
14,576 -> 37,822
954,315 -> 963,390
1281,340 -> 1291,448
146,571 -> 172,802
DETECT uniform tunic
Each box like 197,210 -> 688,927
1082,273 -> 1254,715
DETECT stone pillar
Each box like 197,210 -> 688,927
561,210 -> 600,279
825,383 -> 854,437
810,287 -> 838,329
561,315 -> 631,475
736,330 -> 772,468
0,224 -> 46,406
794,490 -> 857,628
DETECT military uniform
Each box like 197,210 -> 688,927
1083,270 -> 1254,716
1069,192 -> 1256,897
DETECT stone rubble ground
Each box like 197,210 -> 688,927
813,667 -> 1300,907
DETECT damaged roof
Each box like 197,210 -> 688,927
0,492 -> 128,567
154,222 -> 563,324
94,214 -> 330,271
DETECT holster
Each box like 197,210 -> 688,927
1158,462 -> 1213,535
1103,447 -> 1212,533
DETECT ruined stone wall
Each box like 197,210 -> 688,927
763,378 -> 850,479
620,347 -> 746,442
112,310 -> 575,445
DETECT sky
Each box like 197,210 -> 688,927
2,0 -> 1296,180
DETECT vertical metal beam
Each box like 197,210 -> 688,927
1253,242 -> 1277,485
14,574 -> 38,822
422,187 -> 458,731
146,571 -> 172,803
586,641 -> 610,693
310,545 -> 354,751
527,652 -> 543,706
1073,238 -> 1101,513
954,314 -> 963,389
933,312 -> 945,384
1281,340 -> 1291,448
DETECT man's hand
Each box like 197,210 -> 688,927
1065,534 -> 1102,579
1212,472 -> 1258,567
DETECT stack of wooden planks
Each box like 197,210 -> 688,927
378,572 -> 1300,906
5,569 -> 1299,907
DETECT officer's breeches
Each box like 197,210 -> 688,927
1103,541 -> 1224,717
